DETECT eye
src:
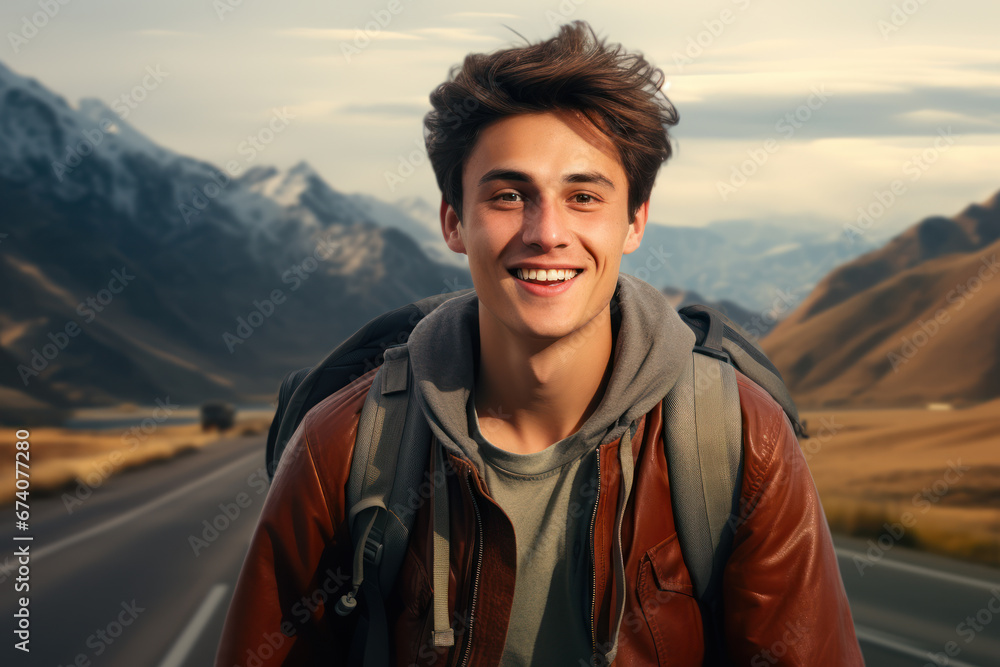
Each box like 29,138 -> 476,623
493,192 -> 524,205
572,193 -> 599,205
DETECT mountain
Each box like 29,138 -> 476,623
622,217 -> 878,313
761,191 -> 1000,408
345,193 -> 465,268
0,60 -> 470,420
393,195 -> 441,234
786,191 -> 1000,322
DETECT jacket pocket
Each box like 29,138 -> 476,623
635,533 -> 705,665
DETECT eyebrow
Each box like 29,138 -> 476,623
477,168 -> 616,190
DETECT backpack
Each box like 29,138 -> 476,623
265,288 -> 805,666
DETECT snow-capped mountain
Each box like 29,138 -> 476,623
0,60 -> 470,419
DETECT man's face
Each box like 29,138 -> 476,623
441,109 -> 647,343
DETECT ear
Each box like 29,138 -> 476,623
622,200 -> 649,255
441,198 -> 467,255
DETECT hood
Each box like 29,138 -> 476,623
406,273 -> 697,468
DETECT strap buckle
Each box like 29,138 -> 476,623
693,344 -> 731,365
363,527 -> 384,566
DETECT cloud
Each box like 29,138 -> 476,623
673,86 -> 1000,139
445,12 -> 520,19
278,28 -> 421,41
277,27 -> 501,44
411,28 -> 503,42
134,29 -> 203,38
338,102 -> 430,116
649,41 -> 1000,139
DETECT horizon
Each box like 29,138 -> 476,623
1,0 -> 997,238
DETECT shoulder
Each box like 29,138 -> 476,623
299,365 -> 379,445
733,368 -> 799,494
274,366 -> 380,517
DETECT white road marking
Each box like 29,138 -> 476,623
32,450 -> 261,563
157,584 -> 230,667
854,624 -> 981,667
836,547 -> 1000,593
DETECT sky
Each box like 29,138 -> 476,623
2,0 -> 999,238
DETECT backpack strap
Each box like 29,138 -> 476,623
431,438 -> 455,647
334,343 -> 440,667
267,289 -> 475,480
663,345 -> 743,659
680,304 -> 805,438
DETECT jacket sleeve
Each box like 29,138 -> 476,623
214,413 -> 358,666
721,388 -> 865,666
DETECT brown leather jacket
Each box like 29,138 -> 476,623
216,366 -> 864,666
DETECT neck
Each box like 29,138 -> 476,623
474,304 -> 615,455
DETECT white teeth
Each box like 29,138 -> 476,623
514,268 -> 581,282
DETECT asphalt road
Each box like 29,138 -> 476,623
2,434 -> 999,666
837,535 -> 1000,666
1,433 -> 270,667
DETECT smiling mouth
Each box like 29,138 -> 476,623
509,268 -> 583,284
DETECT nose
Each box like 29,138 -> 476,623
520,197 -> 572,251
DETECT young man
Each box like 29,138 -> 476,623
216,21 -> 864,666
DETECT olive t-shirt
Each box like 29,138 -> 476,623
467,394 -> 598,667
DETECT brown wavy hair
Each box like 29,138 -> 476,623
423,20 -> 678,223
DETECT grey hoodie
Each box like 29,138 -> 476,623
406,272 -> 696,664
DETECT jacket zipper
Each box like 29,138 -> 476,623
459,472 -> 483,667
589,446 -> 602,656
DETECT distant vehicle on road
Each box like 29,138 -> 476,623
200,401 -> 236,432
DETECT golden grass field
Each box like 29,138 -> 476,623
802,398 -> 1000,567
1,413 -> 271,506
3,401 -> 998,567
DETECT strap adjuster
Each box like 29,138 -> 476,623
693,344 -> 731,365
363,529 -> 384,566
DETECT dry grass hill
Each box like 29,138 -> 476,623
762,190 -> 1000,408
